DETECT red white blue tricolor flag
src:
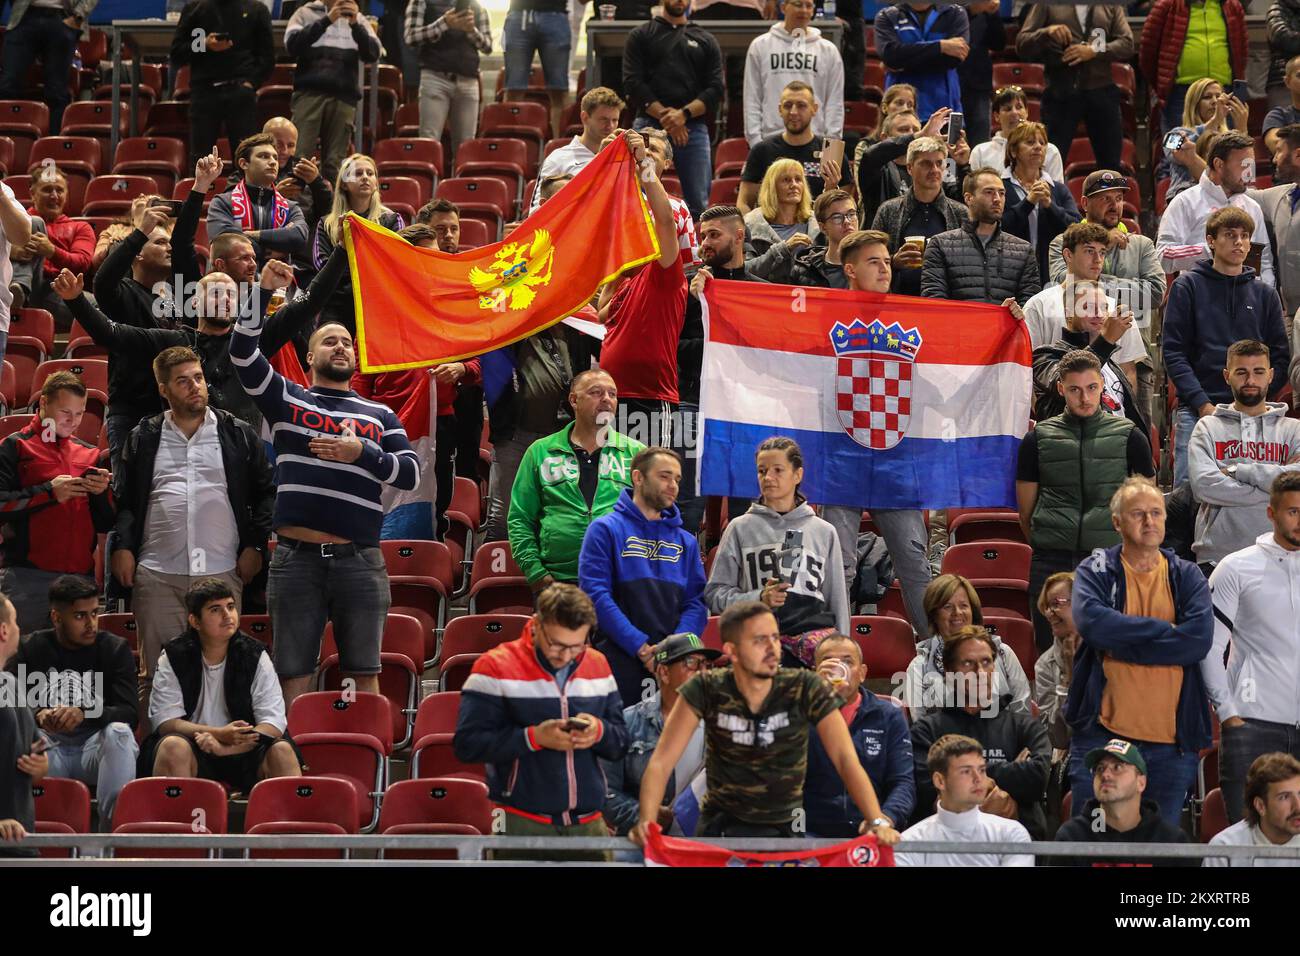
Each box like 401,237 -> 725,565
699,281 -> 1033,510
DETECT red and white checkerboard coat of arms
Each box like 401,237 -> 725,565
832,319 -> 923,451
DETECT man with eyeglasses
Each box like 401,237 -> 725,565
601,631 -> 718,836
629,601 -> 901,846
737,81 -> 851,216
803,632 -> 915,838
908,626 -> 1051,838
897,733 -> 1033,866
455,582 -> 629,858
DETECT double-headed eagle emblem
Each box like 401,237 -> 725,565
468,229 -> 556,310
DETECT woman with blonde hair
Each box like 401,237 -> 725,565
900,573 -> 1031,719
312,152 -> 404,332
1163,77 -> 1250,201
742,158 -> 820,256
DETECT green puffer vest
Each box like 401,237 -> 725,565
1031,412 -> 1134,552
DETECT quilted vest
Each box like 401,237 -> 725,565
1031,412 -> 1133,553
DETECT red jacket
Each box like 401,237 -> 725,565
29,211 -> 95,278
351,357 -> 482,419
1139,0 -> 1248,104
0,416 -> 113,573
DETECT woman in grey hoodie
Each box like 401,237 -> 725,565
704,436 -> 849,666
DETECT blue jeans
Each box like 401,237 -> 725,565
267,540 -> 391,678
0,10 -> 80,132
502,10 -> 570,90
1220,718 -> 1300,824
1069,729 -> 1199,828
46,724 -> 139,828
1174,405 -> 1198,487
634,116 -> 711,222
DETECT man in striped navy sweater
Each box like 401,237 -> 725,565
232,260 -> 420,707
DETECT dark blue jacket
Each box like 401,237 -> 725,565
874,3 -> 969,119
1065,545 -> 1215,753
454,627 -> 629,822
803,692 -> 915,835
577,490 -> 708,658
1001,177 -> 1081,284
1162,259 -> 1290,410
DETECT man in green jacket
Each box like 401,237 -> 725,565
1016,349 -> 1155,651
508,369 -> 646,591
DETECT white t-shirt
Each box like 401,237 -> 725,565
150,647 -> 287,733
897,804 -> 1034,867
968,135 -> 1065,183
1203,820 -> 1300,867
0,182 -> 27,332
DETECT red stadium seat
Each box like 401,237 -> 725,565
0,413 -> 29,439
378,777 -> 493,858
112,777 -> 228,859
844,101 -> 880,136
244,776 -> 358,859
708,175 -> 741,206
33,777 -> 91,858
6,339 -> 45,407
992,62 -> 1045,97
439,653 -> 481,692
380,539 -> 453,632
319,613 -> 423,750
982,615 -> 1036,675
377,176 -> 421,224
0,361 -> 18,411
701,615 -> 722,651
375,135 -> 446,181
439,613 -> 529,663
947,510 -> 1025,545
457,217 -> 492,249
395,102 -> 422,138
113,136 -> 186,196
286,691 -> 392,832
32,358 -> 108,398
0,100 -> 50,168
466,540 -> 533,615
713,137 -> 749,177
142,101 -> 189,141
434,177 -> 511,239
542,136 -> 569,162
940,541 -> 1031,581
0,135 -> 13,176
242,613 -> 273,652
480,101 -> 551,164
413,691 -> 461,740
849,615 -> 917,678
97,611 -> 138,654
454,137 -> 530,203
411,730 -> 486,780
80,174 -> 159,217
1199,788 -> 1228,842
29,135 -> 101,181
863,61 -> 885,89
9,307 -> 53,355
255,84 -> 294,127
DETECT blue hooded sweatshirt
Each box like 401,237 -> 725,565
1162,259 -> 1289,411
1064,545 -> 1215,753
578,489 -> 708,658
874,3 -> 969,120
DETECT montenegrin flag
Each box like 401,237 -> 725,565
641,823 -> 895,868
344,132 -> 661,373
699,281 -> 1032,511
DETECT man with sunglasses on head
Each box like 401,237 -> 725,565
455,584 -> 628,858
601,632 -> 718,836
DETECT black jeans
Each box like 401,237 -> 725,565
1029,548 -> 1089,651
1220,718 -> 1300,824
188,83 -> 261,166
961,88 -> 992,152
841,12 -> 866,102
453,383 -> 484,490
0,9 -> 80,131
1040,86 -> 1123,174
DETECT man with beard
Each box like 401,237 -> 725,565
1251,125 -> 1300,325
738,81 -> 850,215
1206,752 -> 1300,864
921,167 -> 1039,308
414,199 -> 463,252
1052,739 -> 1193,866
53,245 -> 350,433
1188,340 -> 1300,571
629,601 -> 901,845
1157,131 -> 1275,288
109,346 -> 274,696
1206,474 -> 1300,823
578,446 -> 707,706
1164,208 -> 1290,486
233,260 -> 420,708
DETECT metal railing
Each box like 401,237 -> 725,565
5,834 -> 1300,865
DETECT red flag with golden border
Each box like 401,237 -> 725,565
344,133 -> 660,373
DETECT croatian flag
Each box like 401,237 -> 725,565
380,368 -> 438,539
699,281 -> 1032,510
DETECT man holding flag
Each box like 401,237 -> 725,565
232,260 -> 420,708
